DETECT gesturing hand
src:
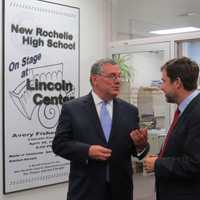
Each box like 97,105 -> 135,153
88,145 -> 112,161
130,128 -> 148,150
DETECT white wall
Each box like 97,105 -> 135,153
0,0 -> 108,199
131,51 -> 164,87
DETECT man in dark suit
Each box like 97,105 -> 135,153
52,58 -> 149,200
144,57 -> 200,200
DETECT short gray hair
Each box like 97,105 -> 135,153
90,58 -> 117,85
90,58 -> 117,76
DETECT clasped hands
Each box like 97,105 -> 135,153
88,145 -> 112,161
143,154 -> 158,173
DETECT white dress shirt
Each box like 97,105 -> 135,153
92,90 -> 113,119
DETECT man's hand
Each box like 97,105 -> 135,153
130,128 -> 148,150
88,145 -> 112,161
143,154 -> 158,173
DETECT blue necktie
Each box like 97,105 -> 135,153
100,101 -> 112,142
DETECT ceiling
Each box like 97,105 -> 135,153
111,0 -> 200,40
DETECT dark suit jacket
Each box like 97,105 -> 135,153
155,93 -> 200,200
52,93 -> 149,200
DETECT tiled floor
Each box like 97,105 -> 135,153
133,173 -> 155,200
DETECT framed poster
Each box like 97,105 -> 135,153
3,0 -> 79,194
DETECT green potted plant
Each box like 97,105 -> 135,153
113,54 -> 133,82
113,54 -> 134,103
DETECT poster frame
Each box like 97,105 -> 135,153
2,0 -> 80,194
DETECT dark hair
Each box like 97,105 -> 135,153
161,57 -> 199,91
90,58 -> 117,85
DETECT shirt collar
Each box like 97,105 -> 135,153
179,90 -> 200,113
91,90 -> 113,106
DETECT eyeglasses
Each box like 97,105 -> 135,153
99,74 -> 121,81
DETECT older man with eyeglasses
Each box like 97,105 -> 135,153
52,58 -> 149,200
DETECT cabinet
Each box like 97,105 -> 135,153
118,81 -> 132,103
148,130 -> 166,155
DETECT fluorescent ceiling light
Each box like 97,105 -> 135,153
179,12 -> 200,17
150,27 -> 200,35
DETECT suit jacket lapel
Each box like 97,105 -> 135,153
108,98 -> 121,143
82,93 -> 107,143
179,93 -> 200,120
164,93 -> 200,155
168,93 -> 200,139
